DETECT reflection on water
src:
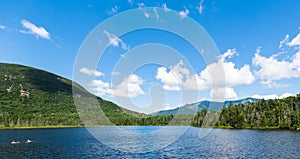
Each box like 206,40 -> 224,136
0,127 -> 299,158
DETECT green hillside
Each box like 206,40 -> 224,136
1,63 -> 299,130
192,96 -> 300,130
0,63 -> 156,128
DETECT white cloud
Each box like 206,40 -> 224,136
218,48 -> 238,61
113,74 -> 145,98
88,74 -> 145,98
107,5 -> 119,15
179,9 -> 189,19
252,49 -> 300,82
128,0 -> 134,6
260,80 -> 289,88
162,3 -> 171,12
19,19 -> 50,39
288,32 -> 300,46
279,34 -> 289,48
184,74 -> 209,91
210,87 -> 238,101
155,49 -> 255,100
156,67 -> 180,91
0,25 -> 5,29
138,3 -> 145,9
155,60 -> 190,91
197,49 -> 254,88
162,84 -> 180,91
89,80 -> 112,96
162,103 -> 172,110
253,31 -> 300,88
103,30 -> 129,50
80,67 -> 104,76
251,93 -> 294,100
216,60 -> 254,87
111,71 -> 120,76
197,0 -> 205,14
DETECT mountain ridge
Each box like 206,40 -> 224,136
152,97 -> 261,116
0,63 -> 151,127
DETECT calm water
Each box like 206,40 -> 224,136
0,126 -> 299,158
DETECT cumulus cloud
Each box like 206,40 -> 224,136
113,74 -> 145,98
155,60 -> 189,91
210,87 -> 238,101
253,31 -> 300,88
156,49 -> 255,100
252,48 -> 300,83
80,67 -> 104,76
179,9 -> 189,19
155,66 -> 180,91
104,30 -> 129,50
195,49 -> 254,88
89,74 -> 145,98
19,19 -> 50,40
251,93 -> 294,100
89,79 -> 112,96
288,32 -> 300,46
184,74 -> 208,91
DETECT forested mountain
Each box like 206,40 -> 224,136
152,98 -> 260,116
0,63 -> 299,130
192,96 -> 300,130
0,63 -> 155,127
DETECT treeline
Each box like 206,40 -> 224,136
2,92 -> 300,129
192,94 -> 300,130
0,63 -> 173,127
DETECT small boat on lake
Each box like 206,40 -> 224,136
25,139 -> 32,143
11,141 -> 20,144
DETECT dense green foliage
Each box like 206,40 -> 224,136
192,95 -> 300,130
0,63 -> 172,127
1,63 -> 300,130
0,63 -> 80,127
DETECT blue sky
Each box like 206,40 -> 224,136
1,0 -> 300,113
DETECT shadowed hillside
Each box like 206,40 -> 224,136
0,63 -> 152,127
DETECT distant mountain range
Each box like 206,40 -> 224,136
151,98 -> 261,116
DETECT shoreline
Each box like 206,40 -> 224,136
0,125 -> 84,130
213,125 -> 300,131
1,125 -> 299,131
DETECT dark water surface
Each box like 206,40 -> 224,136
0,126 -> 299,158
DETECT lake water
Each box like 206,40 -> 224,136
0,126 -> 299,158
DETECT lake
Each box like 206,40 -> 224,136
0,126 -> 299,158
